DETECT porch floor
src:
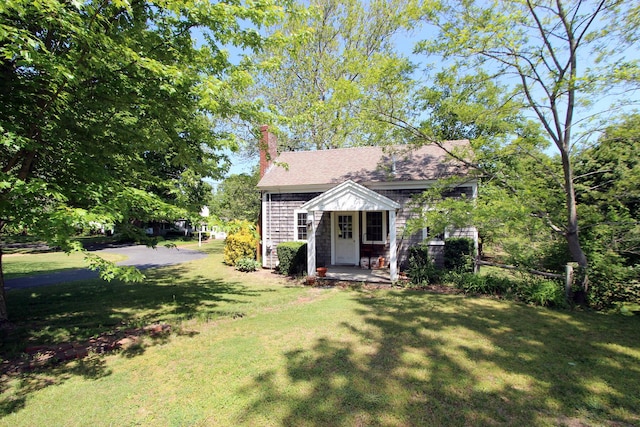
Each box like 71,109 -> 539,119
323,265 -> 391,284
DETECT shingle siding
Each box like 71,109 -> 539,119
262,193 -> 318,269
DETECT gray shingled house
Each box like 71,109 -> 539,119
256,126 -> 478,281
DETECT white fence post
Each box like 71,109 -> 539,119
565,263 -> 576,302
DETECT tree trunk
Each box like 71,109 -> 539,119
560,148 -> 589,299
0,246 -> 8,322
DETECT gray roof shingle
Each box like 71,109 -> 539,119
257,140 -> 472,189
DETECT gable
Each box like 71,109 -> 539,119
301,180 -> 400,212
257,140 -> 472,191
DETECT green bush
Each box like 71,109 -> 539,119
446,270 -> 567,308
515,278 -> 566,308
444,237 -> 474,273
223,220 -> 257,266
587,254 -> 640,310
446,272 -> 511,295
235,257 -> 261,272
538,240 -> 572,272
276,241 -> 307,276
406,244 -> 439,285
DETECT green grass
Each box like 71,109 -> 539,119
3,251 -> 127,279
1,240 -> 639,426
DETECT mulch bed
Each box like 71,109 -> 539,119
305,277 -> 461,294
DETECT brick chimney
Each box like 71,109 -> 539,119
259,125 -> 277,178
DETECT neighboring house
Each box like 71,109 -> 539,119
256,125 -> 478,281
144,219 -> 193,237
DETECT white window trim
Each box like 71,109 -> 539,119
294,209 -> 308,241
363,211 -> 387,245
422,226 -> 449,245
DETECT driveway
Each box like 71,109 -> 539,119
5,244 -> 208,291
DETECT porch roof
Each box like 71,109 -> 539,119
301,180 -> 400,212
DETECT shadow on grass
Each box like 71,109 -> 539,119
0,249 -> 275,417
0,352 -> 111,416
241,290 -> 640,426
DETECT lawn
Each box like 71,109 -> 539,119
2,251 -> 127,279
2,235 -> 199,279
1,240 -> 639,426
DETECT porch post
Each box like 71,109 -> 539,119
307,211 -> 316,277
389,209 -> 398,281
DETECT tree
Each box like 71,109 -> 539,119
209,170 -> 261,222
403,69 -> 569,272
574,114 -> 640,307
243,0 -> 420,153
576,114 -> 640,233
0,0 -> 281,321
409,0 -> 639,295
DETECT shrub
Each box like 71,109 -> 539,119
447,272 -> 511,295
223,220 -> 257,266
276,241 -> 307,276
406,244 -> 439,285
444,237 -> 474,273
446,270 -> 567,308
538,240 -> 572,272
587,254 -> 640,310
235,257 -> 261,272
516,278 -> 566,308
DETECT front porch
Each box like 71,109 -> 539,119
302,180 -> 401,282
322,265 -> 392,284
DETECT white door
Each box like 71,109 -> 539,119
334,212 -> 358,265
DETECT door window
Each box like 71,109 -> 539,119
338,215 -> 353,239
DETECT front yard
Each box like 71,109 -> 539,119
1,240 -> 639,426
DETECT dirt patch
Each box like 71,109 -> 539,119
293,287 -> 326,304
1,323 -> 171,376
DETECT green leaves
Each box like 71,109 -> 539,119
244,0 -> 421,151
0,0 -> 281,319
84,252 -> 145,283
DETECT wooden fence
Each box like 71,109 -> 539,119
477,260 -> 580,301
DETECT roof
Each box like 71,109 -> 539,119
301,180 -> 401,212
257,140 -> 472,190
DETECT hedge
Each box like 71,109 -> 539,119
444,237 -> 475,273
276,241 -> 307,276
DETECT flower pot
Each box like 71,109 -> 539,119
377,257 -> 385,269
316,267 -> 328,277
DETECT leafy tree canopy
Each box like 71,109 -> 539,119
209,170 -> 261,223
576,114 -> 640,263
0,0 -> 284,320
401,0 -> 640,295
241,0 -> 421,153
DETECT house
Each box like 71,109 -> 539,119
144,220 -> 193,237
256,125 -> 478,281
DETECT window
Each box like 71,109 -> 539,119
423,227 -> 446,243
338,215 -> 353,239
363,211 -> 386,244
294,210 -> 307,241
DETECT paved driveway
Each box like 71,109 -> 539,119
5,245 -> 207,290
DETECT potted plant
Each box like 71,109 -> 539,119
316,266 -> 328,277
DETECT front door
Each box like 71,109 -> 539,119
334,212 -> 358,265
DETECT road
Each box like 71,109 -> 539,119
5,244 -> 208,290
